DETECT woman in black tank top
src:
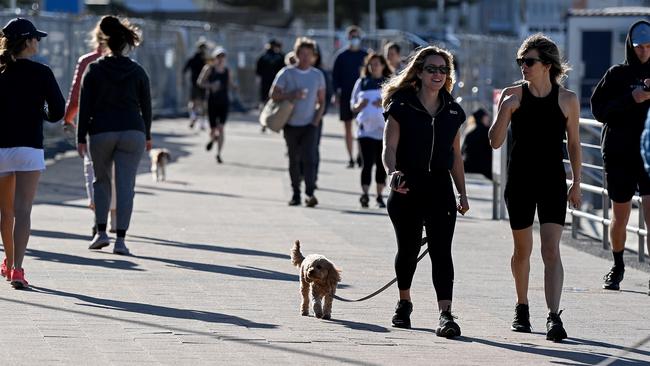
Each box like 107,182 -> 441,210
489,34 -> 582,342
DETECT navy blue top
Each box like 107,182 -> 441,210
332,48 -> 367,96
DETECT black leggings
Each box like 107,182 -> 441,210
359,137 -> 386,186
387,182 -> 457,302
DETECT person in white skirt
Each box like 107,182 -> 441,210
0,18 -> 65,289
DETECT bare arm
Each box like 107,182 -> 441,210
489,86 -> 520,149
312,88 -> 326,126
562,89 -> 582,209
382,116 -> 400,175
197,65 -> 211,89
270,85 -> 300,102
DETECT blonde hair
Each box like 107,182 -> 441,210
517,33 -> 570,85
292,36 -> 316,55
87,19 -> 106,50
382,45 -> 455,108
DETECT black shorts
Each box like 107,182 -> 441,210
208,100 -> 229,128
505,176 -> 567,230
604,156 -> 650,203
339,92 -> 353,121
190,84 -> 205,100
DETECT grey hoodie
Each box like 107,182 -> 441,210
77,55 -> 152,143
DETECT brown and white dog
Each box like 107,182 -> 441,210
149,148 -> 171,182
291,240 -> 341,320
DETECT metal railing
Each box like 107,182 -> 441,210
492,117 -> 647,262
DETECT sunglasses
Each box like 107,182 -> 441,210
423,65 -> 450,74
516,57 -> 543,67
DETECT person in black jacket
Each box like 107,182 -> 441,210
0,18 -> 65,289
256,39 -> 284,106
382,46 -> 468,337
183,41 -> 207,128
77,15 -> 152,256
591,20 -> 650,292
462,108 -> 492,180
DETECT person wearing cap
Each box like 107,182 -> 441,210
197,46 -> 237,163
0,18 -> 65,289
183,40 -> 208,129
62,19 -> 117,238
591,20 -> 650,292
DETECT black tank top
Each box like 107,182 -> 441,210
208,67 -> 229,102
508,83 -> 567,178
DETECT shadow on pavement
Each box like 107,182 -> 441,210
136,184 -> 242,198
128,234 -> 290,260
31,229 -> 89,242
137,255 -> 298,282
30,286 -> 277,329
26,248 -> 143,271
330,318 -> 389,333
462,336 -> 650,365
226,161 -> 287,173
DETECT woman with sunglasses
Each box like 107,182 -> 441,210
382,46 -> 468,337
489,34 -> 581,341
0,18 -> 65,288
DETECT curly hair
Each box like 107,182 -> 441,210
517,33 -> 570,85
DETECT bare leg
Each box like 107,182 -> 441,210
610,201 -> 632,253
12,171 -> 40,269
438,300 -> 452,312
511,227 -> 534,305
540,223 -> 564,313
376,183 -> 385,198
343,119 -> 354,161
0,174 -> 16,270
399,289 -> 410,301
642,196 -> 650,258
216,123 -> 225,156
361,184 -> 369,195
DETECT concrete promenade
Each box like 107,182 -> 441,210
1,114 -> 648,365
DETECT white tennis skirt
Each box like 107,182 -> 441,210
0,147 -> 45,176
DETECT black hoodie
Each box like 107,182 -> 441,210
591,20 -> 650,161
77,55 -> 152,143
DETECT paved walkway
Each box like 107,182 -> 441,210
1,115 -> 649,365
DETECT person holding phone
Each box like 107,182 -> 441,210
490,34 -> 581,342
382,46 -> 468,337
591,20 -> 650,294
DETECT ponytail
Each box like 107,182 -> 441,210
99,15 -> 140,56
0,35 -> 28,72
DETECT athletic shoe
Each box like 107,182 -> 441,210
376,196 -> 386,208
346,159 -> 355,168
603,266 -> 624,290
288,195 -> 301,206
10,268 -> 28,289
511,303 -> 532,333
1,258 -> 7,279
89,231 -> 110,250
216,155 -> 223,164
546,310 -> 567,342
113,237 -> 131,256
359,194 -> 369,208
391,299 -> 412,329
356,155 -> 363,168
305,196 -> 318,208
436,311 -> 461,338
206,140 -> 214,151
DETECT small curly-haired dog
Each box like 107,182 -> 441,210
291,240 -> 341,320
149,148 -> 171,182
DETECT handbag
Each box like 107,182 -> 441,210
259,68 -> 297,132
259,98 -> 294,132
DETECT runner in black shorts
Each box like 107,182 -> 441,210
490,34 -> 581,342
591,20 -> 650,292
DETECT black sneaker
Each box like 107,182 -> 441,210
216,155 -> 223,164
356,154 -> 363,168
603,266 -> 624,290
206,140 -> 214,151
376,196 -> 386,208
436,311 -> 461,338
359,194 -> 369,208
511,303 -> 532,333
391,300 -> 412,329
347,159 -> 355,168
288,195 -> 301,206
546,310 -> 567,342
305,196 -> 318,208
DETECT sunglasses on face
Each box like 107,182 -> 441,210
516,57 -> 543,67
423,64 -> 450,74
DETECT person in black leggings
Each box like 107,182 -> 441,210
382,46 -> 468,337
489,34 -> 581,342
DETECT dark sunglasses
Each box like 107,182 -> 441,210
423,65 -> 450,74
516,57 -> 543,67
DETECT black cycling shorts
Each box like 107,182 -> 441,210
605,156 -> 650,203
505,177 -> 567,230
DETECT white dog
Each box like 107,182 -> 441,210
149,148 -> 171,182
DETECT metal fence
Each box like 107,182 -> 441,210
492,118 -> 648,262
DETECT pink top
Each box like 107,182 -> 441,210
64,49 -> 102,124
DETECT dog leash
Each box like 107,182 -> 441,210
333,237 -> 428,302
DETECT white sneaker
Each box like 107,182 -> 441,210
89,232 -> 110,250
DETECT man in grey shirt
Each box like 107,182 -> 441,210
270,37 -> 326,207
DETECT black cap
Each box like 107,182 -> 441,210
269,39 -> 281,47
2,18 -> 47,40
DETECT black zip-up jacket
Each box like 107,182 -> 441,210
77,55 -> 152,144
0,59 -> 64,149
384,87 -> 466,183
591,20 -> 650,161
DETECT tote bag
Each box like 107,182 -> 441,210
259,69 -> 298,132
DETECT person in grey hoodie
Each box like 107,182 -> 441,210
77,15 -> 152,255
